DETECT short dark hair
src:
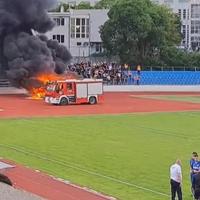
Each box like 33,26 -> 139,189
193,152 -> 198,157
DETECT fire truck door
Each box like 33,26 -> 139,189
76,83 -> 87,98
55,83 -> 64,95
66,83 -> 75,95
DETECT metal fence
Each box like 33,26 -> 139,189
142,66 -> 200,71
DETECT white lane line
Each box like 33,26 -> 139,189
0,144 -> 169,198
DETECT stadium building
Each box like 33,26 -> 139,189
152,0 -> 200,50
45,8 -> 108,60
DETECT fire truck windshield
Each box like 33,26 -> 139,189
46,84 -> 56,92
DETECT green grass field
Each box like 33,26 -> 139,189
0,112 -> 199,200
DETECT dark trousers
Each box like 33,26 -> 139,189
170,179 -> 182,200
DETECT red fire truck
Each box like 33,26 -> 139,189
44,79 -> 103,105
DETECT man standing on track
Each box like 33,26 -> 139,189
170,159 -> 182,200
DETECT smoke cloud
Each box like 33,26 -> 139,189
0,0 -> 71,87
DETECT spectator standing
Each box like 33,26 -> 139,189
122,71 -> 128,85
124,64 -> 129,70
116,71 -> 121,85
134,74 -> 140,85
136,64 -> 141,75
128,70 -> 132,84
106,74 -> 111,85
170,159 -> 182,200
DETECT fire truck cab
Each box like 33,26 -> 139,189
45,79 -> 103,105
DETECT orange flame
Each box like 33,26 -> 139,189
29,72 -> 79,99
29,73 -> 60,99
31,87 -> 46,99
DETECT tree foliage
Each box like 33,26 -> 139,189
76,2 -> 92,9
100,0 -> 182,65
52,0 -> 115,11
94,0 -> 116,9
160,47 -> 200,67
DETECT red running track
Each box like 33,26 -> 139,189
2,160 -> 114,200
1,92 -> 200,118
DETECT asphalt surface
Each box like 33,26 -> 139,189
0,182 -> 44,200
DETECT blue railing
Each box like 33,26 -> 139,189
127,71 -> 200,85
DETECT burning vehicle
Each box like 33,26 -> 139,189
45,79 -> 103,105
25,72 -> 78,99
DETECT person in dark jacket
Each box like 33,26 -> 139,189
193,172 -> 200,200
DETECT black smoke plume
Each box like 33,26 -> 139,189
0,0 -> 71,87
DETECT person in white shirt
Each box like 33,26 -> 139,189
170,159 -> 182,200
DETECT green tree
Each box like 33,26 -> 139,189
76,2 -> 92,9
100,0 -> 181,65
160,47 -> 189,66
94,0 -> 116,9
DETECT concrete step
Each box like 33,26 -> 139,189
0,79 -> 11,87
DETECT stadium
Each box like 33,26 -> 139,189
1,0 -> 200,200
1,69 -> 200,200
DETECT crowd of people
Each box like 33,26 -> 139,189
170,152 -> 200,200
67,62 -> 141,85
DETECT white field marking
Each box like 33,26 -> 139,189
0,109 -> 4,112
0,144 -> 169,198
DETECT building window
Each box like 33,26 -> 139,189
61,18 -> 65,26
53,18 -> 65,26
71,18 -> 75,38
182,25 -> 186,39
86,18 -> 89,38
53,35 -> 65,43
191,4 -> 200,18
61,35 -> 64,43
187,25 -> 189,47
95,43 -> 102,53
178,9 -> 181,18
191,36 -> 200,50
191,20 -> 200,34
187,9 -> 189,20
183,9 -> 186,19
77,42 -> 82,46
71,18 -> 89,39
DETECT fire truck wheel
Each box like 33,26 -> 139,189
89,96 -> 97,105
60,97 -> 68,105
